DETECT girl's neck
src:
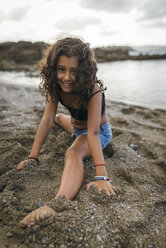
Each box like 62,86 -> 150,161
60,91 -> 86,109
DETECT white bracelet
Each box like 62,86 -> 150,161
95,176 -> 109,180
94,176 -> 112,183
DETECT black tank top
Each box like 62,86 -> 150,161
59,90 -> 105,121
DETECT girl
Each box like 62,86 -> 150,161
17,36 -> 115,228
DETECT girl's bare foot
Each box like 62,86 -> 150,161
19,205 -> 56,228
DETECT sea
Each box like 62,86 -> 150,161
0,59 -> 166,110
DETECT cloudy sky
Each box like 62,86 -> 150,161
0,0 -> 166,47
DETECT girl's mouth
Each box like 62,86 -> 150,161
60,81 -> 73,88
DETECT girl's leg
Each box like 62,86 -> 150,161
55,113 -> 73,134
56,134 -> 91,200
20,135 -> 91,227
55,114 -> 87,199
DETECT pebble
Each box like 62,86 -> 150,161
59,244 -> 67,248
49,245 -> 54,248
37,201 -> 45,207
97,234 -> 103,242
6,232 -> 13,238
90,204 -> 97,209
42,236 -> 49,244
130,144 -> 138,151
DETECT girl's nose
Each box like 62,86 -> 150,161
64,71 -> 70,81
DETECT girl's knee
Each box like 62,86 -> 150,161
65,146 -> 81,159
55,114 -> 72,133
55,113 -> 63,124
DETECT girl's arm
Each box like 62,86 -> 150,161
86,92 -> 115,195
17,94 -> 58,169
87,91 -> 106,174
29,94 -> 58,158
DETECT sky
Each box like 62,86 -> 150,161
0,0 -> 166,47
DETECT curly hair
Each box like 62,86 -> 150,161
39,36 -> 106,105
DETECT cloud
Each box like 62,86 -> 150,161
79,0 -> 166,28
0,5 -> 30,23
137,0 -> 166,23
46,0 -> 70,2
0,10 -> 6,24
8,5 -> 31,21
101,30 -> 121,36
55,16 -> 101,31
135,0 -> 166,28
79,0 -> 134,13
140,19 -> 166,28
137,0 -> 166,21
79,0 -> 166,18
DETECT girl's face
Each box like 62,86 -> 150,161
56,55 -> 78,93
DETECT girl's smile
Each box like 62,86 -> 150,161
56,55 -> 78,93
58,80 -> 73,88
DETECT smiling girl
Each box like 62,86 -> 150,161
17,36 -> 115,228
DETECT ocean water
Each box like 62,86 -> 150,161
97,59 -> 166,110
0,59 -> 166,110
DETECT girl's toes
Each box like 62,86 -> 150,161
28,214 -> 36,227
19,218 -> 28,228
35,213 -> 41,223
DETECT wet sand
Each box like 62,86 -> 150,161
0,83 -> 166,248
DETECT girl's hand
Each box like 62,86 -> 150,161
17,159 -> 38,170
86,180 -> 115,196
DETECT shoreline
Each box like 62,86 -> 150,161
0,57 -> 166,72
0,41 -> 166,71
1,77 -> 166,112
0,83 -> 166,247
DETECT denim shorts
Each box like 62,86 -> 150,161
73,122 -> 112,150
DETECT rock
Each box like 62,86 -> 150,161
42,236 -> 49,244
6,232 -> 13,238
97,234 -> 103,242
130,144 -> 138,151
37,201 -> 45,207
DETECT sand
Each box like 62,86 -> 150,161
0,82 -> 166,248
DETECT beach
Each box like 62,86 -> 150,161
0,82 -> 166,248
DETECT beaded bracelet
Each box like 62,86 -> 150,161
93,176 -> 110,181
95,176 -> 110,181
28,157 -> 39,166
93,164 -> 106,167
93,176 -> 112,183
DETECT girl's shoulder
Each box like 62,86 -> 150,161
46,92 -> 59,105
91,84 -> 103,97
93,83 -> 100,93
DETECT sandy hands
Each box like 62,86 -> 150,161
17,158 -> 38,170
86,180 -> 115,196
19,205 -> 56,228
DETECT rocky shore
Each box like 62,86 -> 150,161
0,82 -> 166,247
0,41 -> 46,72
94,46 -> 166,62
0,41 -> 166,71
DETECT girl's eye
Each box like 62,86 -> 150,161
71,69 -> 77,74
57,67 -> 64,72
